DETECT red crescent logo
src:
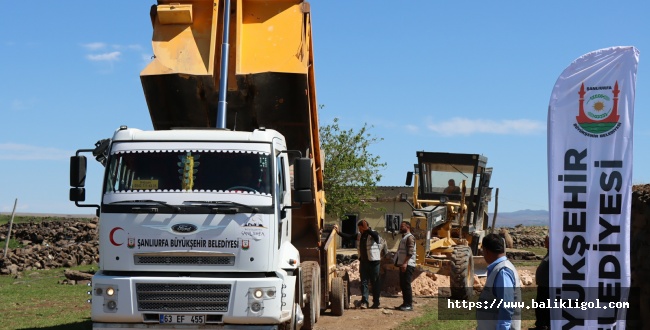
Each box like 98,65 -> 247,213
109,227 -> 124,246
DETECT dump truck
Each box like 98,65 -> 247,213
403,151 -> 493,300
68,1 -> 348,329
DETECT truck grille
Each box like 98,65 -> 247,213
134,255 -> 235,266
136,283 -> 231,312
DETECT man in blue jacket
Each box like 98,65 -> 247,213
476,233 -> 522,330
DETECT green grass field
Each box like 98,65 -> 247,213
0,266 -> 93,329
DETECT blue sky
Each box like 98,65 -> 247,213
1,1 -> 649,215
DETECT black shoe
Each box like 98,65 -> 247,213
359,302 -> 368,309
399,305 -> 413,311
370,303 -> 380,309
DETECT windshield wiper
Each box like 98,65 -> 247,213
109,200 -> 181,212
448,163 -> 469,178
184,201 -> 259,214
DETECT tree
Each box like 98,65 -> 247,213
320,117 -> 387,219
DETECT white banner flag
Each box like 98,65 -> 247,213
547,46 -> 639,329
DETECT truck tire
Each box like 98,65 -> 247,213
315,269 -> 321,322
343,279 -> 350,310
450,245 -> 475,300
329,277 -> 345,316
336,270 -> 351,309
301,261 -> 319,330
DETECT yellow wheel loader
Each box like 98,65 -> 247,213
403,152 -> 494,300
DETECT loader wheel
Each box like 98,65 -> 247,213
450,245 -> 475,300
301,261 -> 320,330
330,277 -> 345,316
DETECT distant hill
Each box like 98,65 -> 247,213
489,209 -> 549,228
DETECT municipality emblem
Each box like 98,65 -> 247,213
574,82 -> 622,137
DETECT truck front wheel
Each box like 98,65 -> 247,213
301,261 -> 320,329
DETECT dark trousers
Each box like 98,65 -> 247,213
535,286 -> 550,328
399,265 -> 415,306
360,260 -> 381,304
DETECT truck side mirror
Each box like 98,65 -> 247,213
69,187 -> 86,202
69,152 -> 100,214
70,156 -> 87,187
293,158 -> 313,204
405,171 -> 413,186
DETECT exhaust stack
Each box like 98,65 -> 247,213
216,0 -> 231,129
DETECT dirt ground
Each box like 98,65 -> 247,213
313,263 -> 539,330
314,294 -> 436,330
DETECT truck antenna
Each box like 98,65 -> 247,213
216,0 -> 231,129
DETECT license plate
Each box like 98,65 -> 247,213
159,314 -> 205,324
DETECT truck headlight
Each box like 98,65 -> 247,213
95,284 -> 119,313
249,287 -> 276,300
253,289 -> 264,299
248,287 -> 276,316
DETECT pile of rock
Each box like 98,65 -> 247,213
336,254 -> 358,265
498,226 -> 548,249
0,218 -> 99,276
335,253 -> 537,299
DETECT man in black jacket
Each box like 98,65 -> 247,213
334,219 -> 384,309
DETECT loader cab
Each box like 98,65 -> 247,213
403,152 -> 494,300
411,152 -> 492,232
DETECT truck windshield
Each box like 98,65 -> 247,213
104,150 -> 272,195
420,162 -> 476,196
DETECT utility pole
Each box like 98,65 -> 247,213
3,199 -> 18,258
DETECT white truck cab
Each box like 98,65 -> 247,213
70,126 -> 313,329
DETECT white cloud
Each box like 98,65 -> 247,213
81,42 -> 107,51
426,117 -> 545,136
0,143 -> 71,160
10,99 -> 36,111
405,124 -> 419,133
86,51 -> 121,62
